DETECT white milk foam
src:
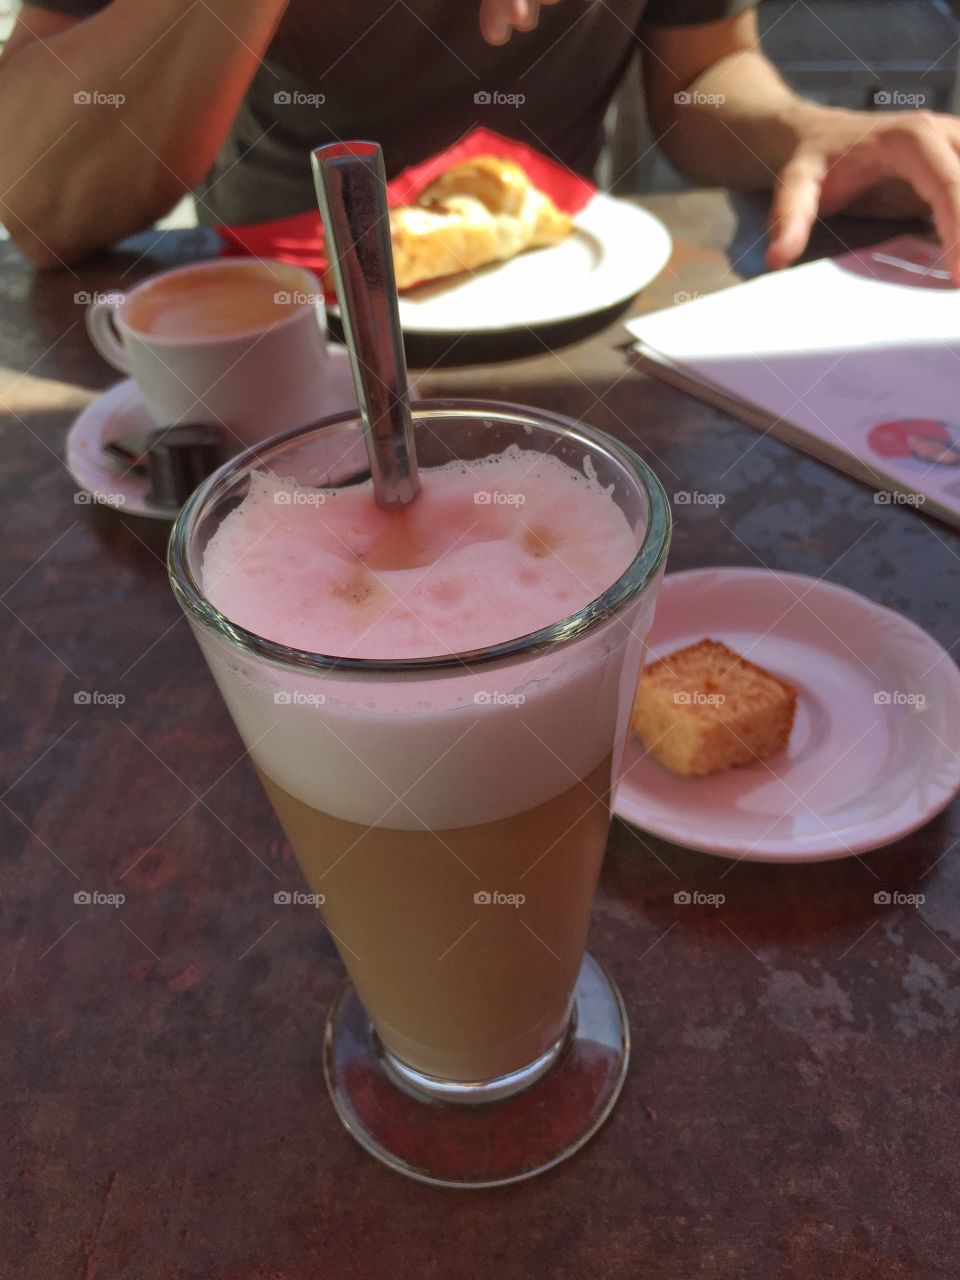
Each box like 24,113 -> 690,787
199,447 -> 652,829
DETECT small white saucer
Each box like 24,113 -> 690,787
614,567 -> 960,863
65,345 -> 359,520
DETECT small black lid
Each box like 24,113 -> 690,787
145,424 -> 223,511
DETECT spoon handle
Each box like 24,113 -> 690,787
312,141 -> 419,509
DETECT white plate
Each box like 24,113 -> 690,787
391,194 -> 671,335
614,568 -> 960,862
65,347 -> 359,520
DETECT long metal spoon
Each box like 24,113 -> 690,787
311,141 -> 420,509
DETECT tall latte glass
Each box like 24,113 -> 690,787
169,402 -> 670,1187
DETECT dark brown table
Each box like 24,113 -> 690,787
2,193 -> 958,1280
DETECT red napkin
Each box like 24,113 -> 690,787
216,128 -> 596,285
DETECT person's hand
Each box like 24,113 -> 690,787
478,0 -> 561,45
768,105 -> 960,283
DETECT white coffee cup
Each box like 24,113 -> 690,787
85,258 -> 329,450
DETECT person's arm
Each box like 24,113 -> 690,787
642,10 -> 960,283
642,14 -> 805,187
0,0 -> 288,267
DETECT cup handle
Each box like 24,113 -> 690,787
85,298 -> 131,373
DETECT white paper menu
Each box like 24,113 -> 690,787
626,235 -> 960,528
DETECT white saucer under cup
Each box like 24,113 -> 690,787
614,567 -> 960,863
65,350 -> 360,520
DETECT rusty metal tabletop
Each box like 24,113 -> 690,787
2,192 -> 958,1279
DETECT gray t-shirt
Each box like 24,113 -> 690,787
35,0 -> 757,224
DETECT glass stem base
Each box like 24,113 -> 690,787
380,1017 -> 572,1105
322,952 -> 630,1188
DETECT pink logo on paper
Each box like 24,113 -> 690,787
867,419 -> 960,468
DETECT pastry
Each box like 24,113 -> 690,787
390,155 -> 573,289
631,638 -> 797,777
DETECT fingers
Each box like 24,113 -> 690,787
479,0 -> 539,44
817,155 -> 877,216
883,117 -> 960,283
519,1 -> 541,32
766,150 -> 826,271
480,0 -> 558,44
779,112 -> 960,282
479,0 -> 512,46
